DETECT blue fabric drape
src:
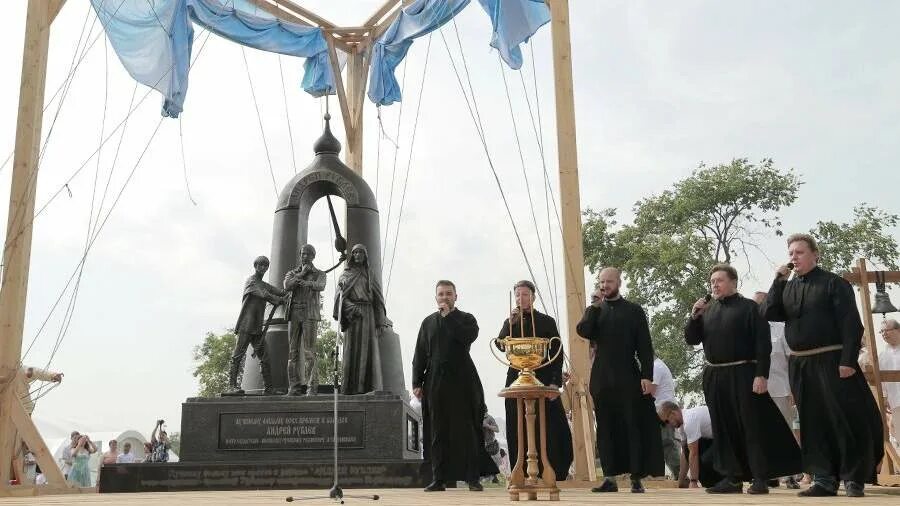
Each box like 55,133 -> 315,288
367,0 -> 470,106
477,0 -> 550,69
187,0 -> 334,97
91,0 -> 194,118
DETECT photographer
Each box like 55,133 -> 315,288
150,420 -> 171,463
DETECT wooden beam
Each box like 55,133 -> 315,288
0,0 -> 53,485
545,0 -> 592,482
857,259 -> 894,474
246,0 -> 352,52
864,369 -> 900,383
325,36 -> 354,152
344,50 -> 369,174
844,269 -> 900,285
8,394 -> 67,487
48,0 -> 66,23
363,0 -> 402,28
263,0 -> 336,28
326,27 -> 372,35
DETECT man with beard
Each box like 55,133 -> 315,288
497,280 -> 573,481
686,264 -> 801,494
763,233 -> 883,497
577,268 -> 663,493
412,280 -> 497,492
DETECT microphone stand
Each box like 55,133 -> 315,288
285,291 -> 379,504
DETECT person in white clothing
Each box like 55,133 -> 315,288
863,319 -> 900,446
116,442 -> 136,463
755,291 -> 801,489
649,357 -> 679,478
659,402 -> 720,489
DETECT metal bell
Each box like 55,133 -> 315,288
872,271 -> 898,315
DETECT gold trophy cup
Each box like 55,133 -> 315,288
491,335 -> 562,388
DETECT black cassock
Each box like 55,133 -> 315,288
412,309 -> 499,483
496,310 -> 573,479
685,293 -> 801,481
763,267 -> 883,483
576,298 -> 664,478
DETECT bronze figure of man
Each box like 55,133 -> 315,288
284,244 -> 327,395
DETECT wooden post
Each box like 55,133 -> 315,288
855,259 -> 895,475
545,0 -> 592,481
0,0 -> 69,492
345,49 -> 368,174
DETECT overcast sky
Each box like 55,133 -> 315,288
1,1 -> 898,440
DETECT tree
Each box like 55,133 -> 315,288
582,158 -> 802,398
192,330 -> 237,397
314,319 -> 342,385
810,203 -> 900,273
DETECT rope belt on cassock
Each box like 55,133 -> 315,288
705,359 -> 757,367
789,344 -> 843,357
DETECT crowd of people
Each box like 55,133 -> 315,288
412,232 -> 897,497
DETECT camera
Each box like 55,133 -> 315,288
157,419 -> 165,425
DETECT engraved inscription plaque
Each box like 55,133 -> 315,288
218,411 -> 365,450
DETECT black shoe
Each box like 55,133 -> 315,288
844,481 -> 864,498
798,484 -> 837,497
767,479 -> 780,488
591,478 -> 618,493
747,480 -> 769,495
706,478 -> 742,494
785,476 -> 801,489
424,481 -> 445,492
468,481 -> 483,492
630,479 -> 645,493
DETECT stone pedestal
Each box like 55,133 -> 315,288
99,393 -> 429,492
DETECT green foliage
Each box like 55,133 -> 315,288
167,432 -> 181,456
192,330 -> 236,397
811,203 -> 900,273
582,159 -> 802,399
315,319 -> 342,384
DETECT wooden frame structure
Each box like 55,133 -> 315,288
844,260 -> 900,485
0,0 -> 593,496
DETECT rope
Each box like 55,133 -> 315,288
380,60 -> 408,265
439,22 -> 550,315
178,117 -> 198,205
497,56 -> 559,320
240,46 -> 278,197
277,55 -> 298,174
385,34 -> 432,297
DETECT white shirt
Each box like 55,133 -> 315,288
652,358 -> 676,409
116,452 -> 136,464
767,322 -> 791,398
680,406 -> 713,444
879,345 -> 900,408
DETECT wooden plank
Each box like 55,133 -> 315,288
0,0 -> 53,485
48,0 -> 66,23
844,269 -> 900,284
865,370 -> 900,383
364,0 -> 402,28
858,259 -> 894,474
325,35 -> 354,154
264,0 -> 336,28
344,50 -> 369,173
8,394 -> 68,487
544,0 -> 592,482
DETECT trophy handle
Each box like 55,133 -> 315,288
532,336 -> 563,371
489,337 -> 513,368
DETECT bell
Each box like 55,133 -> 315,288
872,271 -> 898,315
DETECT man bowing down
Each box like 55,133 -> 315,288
412,280 -> 498,492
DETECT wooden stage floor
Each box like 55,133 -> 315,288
1,486 -> 900,505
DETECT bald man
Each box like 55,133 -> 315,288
577,268 -> 664,493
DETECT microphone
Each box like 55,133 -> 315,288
786,262 -> 796,281
693,294 -> 712,317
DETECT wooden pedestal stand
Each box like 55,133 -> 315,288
499,386 -> 560,501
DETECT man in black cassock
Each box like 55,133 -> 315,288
576,268 -> 664,493
412,280 -> 498,492
686,263 -> 801,494
496,280 -> 573,481
763,233 -> 883,498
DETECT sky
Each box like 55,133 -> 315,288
1,1 -> 898,440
